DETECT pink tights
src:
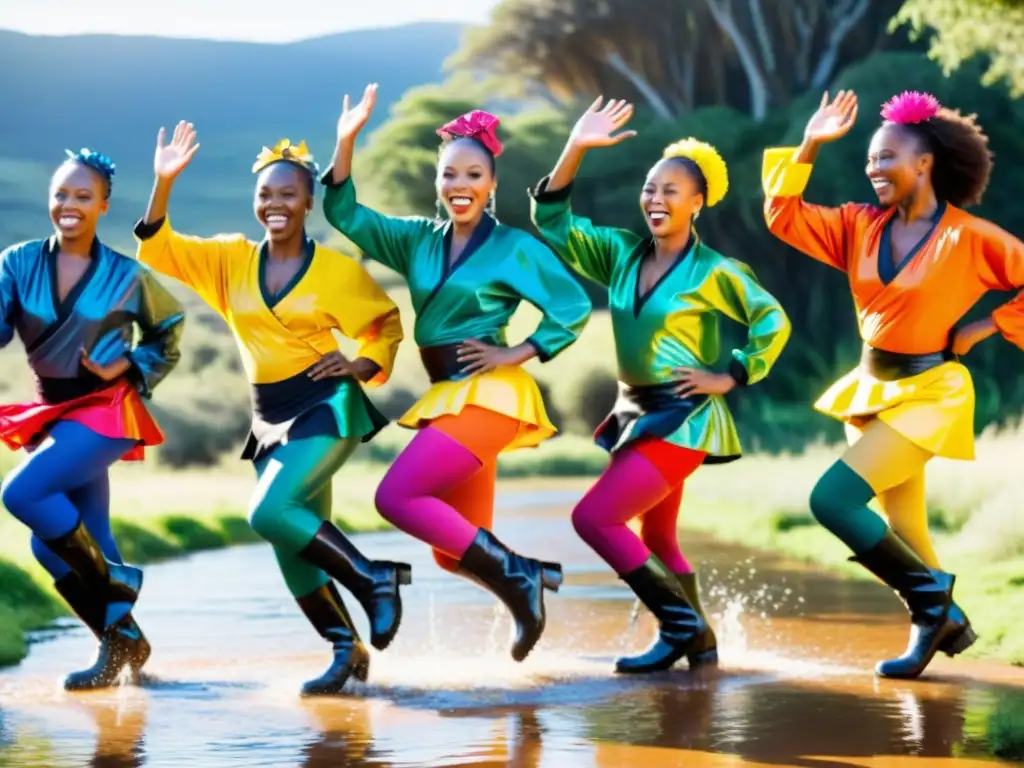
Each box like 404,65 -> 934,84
374,407 -> 520,568
571,441 -> 705,575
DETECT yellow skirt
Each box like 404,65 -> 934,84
398,365 -> 557,452
814,361 -> 976,460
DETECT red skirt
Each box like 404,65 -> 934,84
0,380 -> 164,462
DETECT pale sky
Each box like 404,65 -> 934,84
0,0 -> 502,42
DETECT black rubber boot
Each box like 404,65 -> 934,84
677,571 -> 719,668
615,555 -> 712,674
297,522 -> 411,651
296,581 -> 371,696
850,529 -> 977,679
456,528 -> 563,662
42,520 -> 143,606
54,574 -> 151,691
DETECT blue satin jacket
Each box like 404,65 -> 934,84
0,236 -> 184,398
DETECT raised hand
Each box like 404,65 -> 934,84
154,121 -> 200,181
804,90 -> 858,145
337,83 -> 378,144
569,96 -> 637,150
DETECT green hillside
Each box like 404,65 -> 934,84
0,23 -> 465,249
0,23 -> 489,467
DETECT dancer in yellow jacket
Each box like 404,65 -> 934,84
134,124 -> 409,695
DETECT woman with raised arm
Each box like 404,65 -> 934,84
763,90 -> 1024,679
529,97 -> 791,674
133,124 -> 409,696
0,149 -> 184,690
321,84 -> 592,662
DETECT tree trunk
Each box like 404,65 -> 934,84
603,51 -> 675,119
703,0 -> 770,119
810,0 -> 872,90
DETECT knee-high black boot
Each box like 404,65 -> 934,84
42,520 -> 143,605
615,555 -> 713,674
677,571 -> 719,668
455,528 -> 562,662
296,581 -> 371,696
54,573 -> 151,690
297,522 -> 411,651
851,528 -> 977,679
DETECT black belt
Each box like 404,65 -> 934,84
35,373 -> 106,404
418,344 -> 463,383
623,381 -> 706,412
250,366 -> 341,424
860,345 -> 949,382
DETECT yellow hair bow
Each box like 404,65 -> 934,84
252,139 -> 317,174
662,138 -> 729,207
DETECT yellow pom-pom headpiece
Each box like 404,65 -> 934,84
661,138 -> 728,207
252,139 -> 319,174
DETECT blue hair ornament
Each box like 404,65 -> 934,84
65,148 -> 116,197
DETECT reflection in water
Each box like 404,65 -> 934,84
299,699 -> 376,767
81,691 -> 147,768
0,497 -> 1022,766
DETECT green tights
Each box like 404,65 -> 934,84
251,436 -> 359,597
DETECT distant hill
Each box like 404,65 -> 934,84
0,23 -> 466,249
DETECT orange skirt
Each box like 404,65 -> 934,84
0,380 -> 164,461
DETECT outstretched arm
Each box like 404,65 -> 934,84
321,83 -> 431,276
762,91 -> 862,272
134,121 -> 238,314
529,97 -> 638,286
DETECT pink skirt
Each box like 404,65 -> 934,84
0,380 -> 164,461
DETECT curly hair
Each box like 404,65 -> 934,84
895,108 -> 993,208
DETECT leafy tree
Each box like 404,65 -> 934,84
353,52 -> 1024,446
451,0 -> 909,120
892,0 -> 1024,96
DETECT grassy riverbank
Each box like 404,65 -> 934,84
0,459 -> 388,668
671,425 -> 1024,667
0,433 -> 602,669
2,421 -> 1022,671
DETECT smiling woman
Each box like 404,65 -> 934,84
0,146 -> 185,693
131,123 -> 411,698
528,96 -> 792,676
762,89 -> 1024,681
321,84 -> 592,664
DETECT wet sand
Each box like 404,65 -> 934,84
1,491 -> 1021,767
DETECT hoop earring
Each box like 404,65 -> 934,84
486,191 -> 497,217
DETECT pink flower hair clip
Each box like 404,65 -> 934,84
881,91 -> 941,124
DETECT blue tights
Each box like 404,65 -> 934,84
1,420 -> 135,580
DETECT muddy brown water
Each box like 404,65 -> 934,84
1,489 -> 1022,767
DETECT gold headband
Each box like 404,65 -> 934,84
252,139 -> 316,174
